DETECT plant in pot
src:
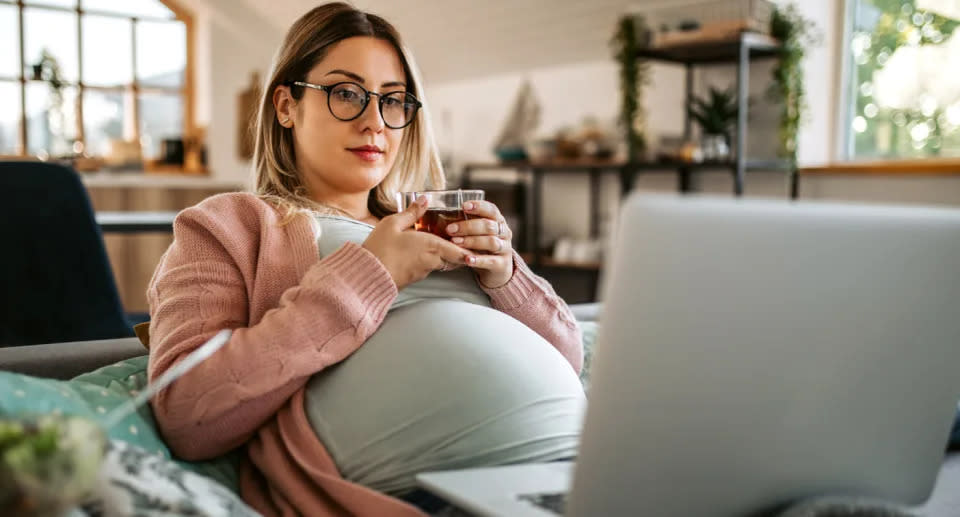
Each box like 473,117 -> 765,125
687,86 -> 738,161
30,48 -> 71,157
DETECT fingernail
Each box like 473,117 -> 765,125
464,202 -> 474,210
466,255 -> 476,264
446,224 -> 459,234
452,237 -> 464,244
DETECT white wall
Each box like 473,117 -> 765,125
191,0 -> 283,186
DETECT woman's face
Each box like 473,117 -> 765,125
275,36 -> 408,205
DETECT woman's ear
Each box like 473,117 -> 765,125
273,84 -> 296,128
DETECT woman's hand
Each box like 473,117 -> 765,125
363,196 -> 471,290
445,200 -> 515,288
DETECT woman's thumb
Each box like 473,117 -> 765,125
392,195 -> 428,229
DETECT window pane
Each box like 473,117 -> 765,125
83,88 -> 127,156
0,82 -> 22,154
848,0 -> 960,159
0,5 -> 19,79
137,20 -> 185,88
138,93 -> 182,159
26,81 -> 77,156
82,15 -> 133,86
23,0 -> 77,8
81,0 -> 174,19
23,7 -> 79,83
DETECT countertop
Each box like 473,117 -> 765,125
79,171 -> 247,189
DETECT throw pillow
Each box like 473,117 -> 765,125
0,356 -> 241,492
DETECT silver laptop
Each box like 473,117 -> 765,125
416,193 -> 960,516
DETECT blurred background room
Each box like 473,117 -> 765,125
2,0 -> 959,317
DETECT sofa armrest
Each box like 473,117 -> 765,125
0,338 -> 146,380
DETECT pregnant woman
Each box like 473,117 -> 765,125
146,3 -> 585,516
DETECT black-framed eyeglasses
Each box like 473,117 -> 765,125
290,80 -> 422,129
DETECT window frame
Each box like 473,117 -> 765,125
0,0 -> 194,166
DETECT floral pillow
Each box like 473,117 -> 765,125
73,440 -> 258,517
578,321 -> 598,394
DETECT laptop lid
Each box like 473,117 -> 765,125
569,194 -> 960,517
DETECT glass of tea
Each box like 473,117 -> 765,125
397,189 -> 485,240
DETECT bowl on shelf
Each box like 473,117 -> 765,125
495,147 -> 528,163
524,139 -> 557,163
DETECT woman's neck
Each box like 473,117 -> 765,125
314,192 -> 377,224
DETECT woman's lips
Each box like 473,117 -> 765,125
347,147 -> 384,162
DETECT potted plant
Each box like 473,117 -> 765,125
687,86 -> 738,161
30,49 -> 70,156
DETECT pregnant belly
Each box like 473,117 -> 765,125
303,300 -> 585,494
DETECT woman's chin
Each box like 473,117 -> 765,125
342,166 -> 388,191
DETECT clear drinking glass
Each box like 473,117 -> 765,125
397,189 -> 484,240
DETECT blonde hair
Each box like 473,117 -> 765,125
251,2 -> 444,221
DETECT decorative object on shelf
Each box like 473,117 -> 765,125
688,86 -> 738,160
577,117 -> 618,160
768,2 -> 820,166
237,71 -> 261,160
30,48 -> 72,158
555,127 -> 583,160
182,126 -> 207,174
524,137 -> 556,163
493,80 -> 541,162
553,237 -> 603,265
611,15 -> 651,161
102,139 -> 143,170
646,0 -> 774,48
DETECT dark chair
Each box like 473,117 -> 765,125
0,161 -> 133,347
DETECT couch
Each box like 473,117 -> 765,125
0,306 -> 957,516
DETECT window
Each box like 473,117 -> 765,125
0,0 -> 190,160
844,0 -> 960,160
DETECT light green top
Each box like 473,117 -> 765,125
304,215 -> 585,495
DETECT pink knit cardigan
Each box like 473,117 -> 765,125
146,192 -> 583,516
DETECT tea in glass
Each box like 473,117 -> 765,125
397,190 -> 485,239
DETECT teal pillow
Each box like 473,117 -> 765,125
0,356 -> 241,492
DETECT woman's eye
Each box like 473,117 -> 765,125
336,89 -> 359,101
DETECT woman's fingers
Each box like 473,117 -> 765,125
446,217 -> 512,240
462,200 -> 501,220
464,253 -> 509,270
427,233 -> 473,267
451,235 -> 511,255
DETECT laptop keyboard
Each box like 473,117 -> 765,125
518,492 -> 567,515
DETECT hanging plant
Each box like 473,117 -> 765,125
611,15 -> 651,160
768,4 -> 820,166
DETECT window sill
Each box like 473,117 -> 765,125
801,159 -> 960,176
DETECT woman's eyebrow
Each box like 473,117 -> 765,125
324,69 -> 406,89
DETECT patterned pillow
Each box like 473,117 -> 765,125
578,321 -> 598,394
0,356 -> 241,493
74,440 -> 258,517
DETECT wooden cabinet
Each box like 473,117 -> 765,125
84,179 -> 242,314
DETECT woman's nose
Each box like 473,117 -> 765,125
357,96 -> 385,133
